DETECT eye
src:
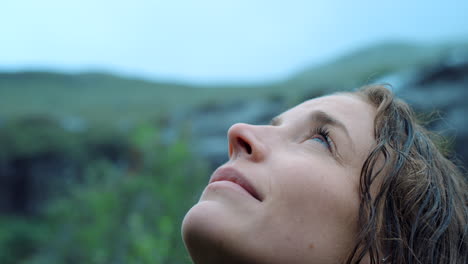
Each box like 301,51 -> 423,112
309,126 -> 334,152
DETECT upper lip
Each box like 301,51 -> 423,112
209,166 -> 262,201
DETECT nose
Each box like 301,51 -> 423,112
227,123 -> 266,162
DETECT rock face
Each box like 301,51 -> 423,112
187,57 -> 468,172
396,60 -> 468,167
0,154 -> 78,215
177,98 -> 286,168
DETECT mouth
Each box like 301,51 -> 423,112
209,167 -> 262,202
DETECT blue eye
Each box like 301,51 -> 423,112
311,136 -> 329,147
309,127 -> 333,152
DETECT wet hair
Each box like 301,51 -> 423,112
345,85 -> 467,264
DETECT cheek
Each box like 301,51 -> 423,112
280,166 -> 357,222
261,160 -> 360,250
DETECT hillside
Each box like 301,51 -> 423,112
2,41 -> 467,128
0,71 -> 269,126
1,40 -> 467,264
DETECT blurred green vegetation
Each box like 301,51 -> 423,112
0,123 -> 207,264
1,41 -> 467,264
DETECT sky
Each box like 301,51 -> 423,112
1,0 -> 467,84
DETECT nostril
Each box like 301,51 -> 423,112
237,137 -> 252,154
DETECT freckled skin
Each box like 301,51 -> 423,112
182,95 -> 376,264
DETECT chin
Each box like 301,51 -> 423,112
182,199 -> 247,238
181,201 -> 230,250
182,185 -> 260,243
181,201 -> 261,264
181,201 -> 212,242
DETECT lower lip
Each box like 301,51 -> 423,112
206,180 -> 255,199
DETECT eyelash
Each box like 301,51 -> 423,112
309,126 -> 334,153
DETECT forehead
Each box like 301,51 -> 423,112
281,94 -> 374,121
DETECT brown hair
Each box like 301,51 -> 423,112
345,85 -> 467,264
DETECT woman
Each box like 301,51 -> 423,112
181,85 -> 467,264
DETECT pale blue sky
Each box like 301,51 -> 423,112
1,0 -> 467,84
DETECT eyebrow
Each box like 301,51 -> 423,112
270,110 -> 355,154
270,110 -> 348,133
310,110 -> 351,138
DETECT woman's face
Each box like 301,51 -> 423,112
182,94 -> 377,264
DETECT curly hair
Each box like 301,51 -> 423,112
344,85 -> 467,264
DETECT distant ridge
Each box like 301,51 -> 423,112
285,41 -> 468,91
1,41 -> 468,124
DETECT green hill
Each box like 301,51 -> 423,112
0,71 -> 270,126
1,41 -> 467,127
